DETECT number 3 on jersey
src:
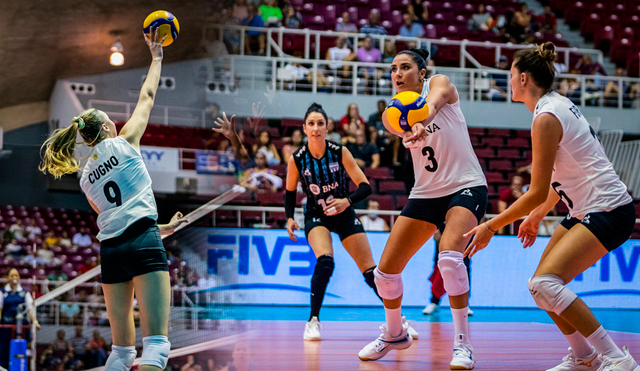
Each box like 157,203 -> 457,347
422,146 -> 438,172
104,181 -> 122,207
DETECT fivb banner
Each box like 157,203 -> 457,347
188,228 -> 640,309
140,146 -> 179,172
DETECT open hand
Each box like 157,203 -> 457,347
213,112 -> 237,139
286,218 -> 300,241
463,223 -> 495,258
144,27 -> 166,60
518,216 -> 540,248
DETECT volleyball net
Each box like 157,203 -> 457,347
31,185 -> 250,370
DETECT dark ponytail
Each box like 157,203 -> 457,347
397,47 -> 430,71
513,42 -> 557,92
303,103 -> 328,123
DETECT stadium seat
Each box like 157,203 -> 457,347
378,180 -> 406,195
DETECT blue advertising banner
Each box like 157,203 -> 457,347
195,150 -> 237,175
186,228 -> 640,308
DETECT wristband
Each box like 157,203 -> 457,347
484,221 -> 498,234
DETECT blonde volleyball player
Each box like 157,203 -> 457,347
358,48 -> 487,370
464,42 -> 639,371
40,29 -> 187,371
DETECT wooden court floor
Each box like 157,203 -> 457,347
203,320 -> 640,371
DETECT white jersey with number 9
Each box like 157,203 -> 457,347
80,136 -> 158,241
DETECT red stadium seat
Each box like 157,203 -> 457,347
369,195 -> 395,210
395,195 -> 409,210
507,138 -> 530,148
378,180 -> 406,195
365,167 -> 393,179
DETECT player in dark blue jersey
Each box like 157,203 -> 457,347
285,103 -> 417,341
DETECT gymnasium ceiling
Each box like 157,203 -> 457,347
0,0 -> 217,110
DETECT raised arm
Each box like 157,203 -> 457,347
213,113 -> 251,162
119,29 -> 165,152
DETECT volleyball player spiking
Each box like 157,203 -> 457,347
358,48 -> 487,370
39,29 -> 186,371
464,42 -> 639,371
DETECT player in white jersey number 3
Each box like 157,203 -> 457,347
40,29 -> 188,371
464,42 -> 639,371
358,47 -> 488,370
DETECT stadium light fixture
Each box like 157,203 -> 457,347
110,37 -> 124,66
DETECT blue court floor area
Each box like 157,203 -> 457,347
229,305 -> 640,334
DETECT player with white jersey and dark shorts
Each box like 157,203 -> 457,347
40,29 -> 186,371
284,103 -> 418,341
358,48 -> 487,370
464,42 -> 638,371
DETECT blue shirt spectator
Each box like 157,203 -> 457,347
242,5 -> 264,36
360,11 -> 387,37
399,13 -> 424,38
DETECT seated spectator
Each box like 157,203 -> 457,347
242,152 -> 283,192
360,10 -> 386,39
336,12 -> 358,33
23,247 -> 43,266
576,54 -> 606,89
70,326 -> 89,364
259,0 -> 283,27
552,53 -> 568,76
241,4 -> 266,55
73,228 -> 92,248
60,292 -> 81,325
486,55 -> 510,101
369,100 -> 400,165
223,7 -> 242,55
629,83 -> 640,108
538,5 -> 557,34
281,129 -> 304,163
469,4 -> 493,31
342,121 -> 358,145
416,2 -> 429,24
198,28 -> 229,59
52,329 -> 72,356
37,241 -> 55,265
44,231 -> 59,246
360,200 -> 390,231
233,0 -> 248,21
347,129 -> 380,169
252,131 -> 281,165
25,219 -> 42,240
406,4 -> 419,21
327,118 -> 341,143
47,269 -> 68,283
283,5 -> 302,29
5,239 -> 23,261
400,13 -> 424,38
355,37 -> 382,80
340,103 -> 366,135
326,36 -> 356,78
59,231 -> 72,248
9,219 -> 25,241
559,68 -> 581,103
381,40 -> 396,64
504,8 -> 528,44
498,175 -> 525,234
181,355 -> 199,371
87,330 -> 108,367
604,67 -> 630,107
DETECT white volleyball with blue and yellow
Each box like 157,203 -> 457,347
386,91 -> 430,133
143,10 -> 180,47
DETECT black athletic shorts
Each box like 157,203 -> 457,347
304,207 -> 365,241
100,217 -> 168,284
400,186 -> 488,226
560,202 -> 636,252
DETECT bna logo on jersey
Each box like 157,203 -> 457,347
329,162 -> 339,173
309,184 -> 321,195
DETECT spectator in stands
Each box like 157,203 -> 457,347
340,103 -> 366,135
381,40 -> 397,64
4,238 -> 23,261
241,4 -> 266,55
198,28 -> 229,60
504,9 -> 527,44
497,175 -> 525,234
79,257 -> 98,275
283,5 -> 302,29
604,67 -> 630,107
360,10 -> 387,38
87,330 -> 108,367
576,54 -> 606,77
9,219 -> 25,241
61,292 -> 81,325
252,130 -> 281,165
356,36 -> 382,83
400,13 -> 425,39
360,200 -> 390,231
538,5 -> 557,34
87,285 -> 104,305
628,83 -> 640,108
72,228 -> 92,248
559,68 -> 581,104
416,2 -> 429,24
70,325 -> 89,364
259,0 -> 283,27
181,355 -> 199,371
233,0 -> 249,21
59,231 -> 72,248
514,3 -> 532,33
469,4 -> 493,31
327,118 -> 341,143
406,4 -> 419,21
53,329 -> 72,355
336,11 -> 358,33
47,268 -> 68,283
487,55 -> 510,101
552,53 -> 568,76
243,152 -> 283,192
39,241 -> 55,264
326,36 -> 356,78
25,219 -> 42,240
347,129 -> 380,169
369,100 -> 400,165
282,129 -> 304,163
45,230 -> 59,246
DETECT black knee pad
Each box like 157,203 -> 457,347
363,266 -> 376,289
312,254 -> 335,286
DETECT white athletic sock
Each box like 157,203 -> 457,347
385,307 -> 403,338
451,307 -> 470,344
587,326 -> 625,358
564,331 -> 593,358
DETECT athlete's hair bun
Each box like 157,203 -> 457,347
408,47 -> 430,61
538,42 -> 556,62
304,102 -> 328,123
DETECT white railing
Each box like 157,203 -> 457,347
600,130 -> 624,164
613,140 -> 640,198
210,24 -> 605,69
87,100 -> 209,127
214,55 -> 640,109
